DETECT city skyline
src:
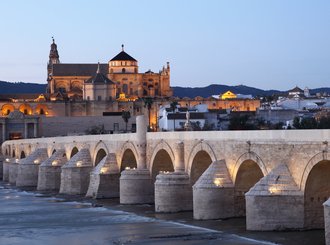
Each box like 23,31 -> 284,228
0,0 -> 329,90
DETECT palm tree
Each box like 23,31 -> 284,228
121,110 -> 131,132
143,97 -> 153,131
170,101 -> 178,131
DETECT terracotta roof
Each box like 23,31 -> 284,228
110,51 -> 137,62
52,64 -> 108,76
85,73 -> 114,84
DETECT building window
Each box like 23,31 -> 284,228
87,96 -> 90,101
23,109 -> 28,115
130,88 -> 133,95
40,109 -> 45,115
98,96 -> 102,101
122,68 -> 126,73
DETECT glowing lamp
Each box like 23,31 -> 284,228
213,177 -> 224,187
76,161 -> 82,167
269,185 -> 279,194
52,161 -> 58,166
33,160 -> 39,164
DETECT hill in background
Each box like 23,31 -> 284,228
0,80 -> 329,98
0,80 -> 47,94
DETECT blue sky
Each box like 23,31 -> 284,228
0,0 -> 329,90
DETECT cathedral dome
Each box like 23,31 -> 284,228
110,45 -> 137,62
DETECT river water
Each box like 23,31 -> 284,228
0,182 -> 324,245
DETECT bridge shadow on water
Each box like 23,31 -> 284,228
96,198 -> 325,245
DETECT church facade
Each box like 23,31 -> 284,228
47,40 -> 172,101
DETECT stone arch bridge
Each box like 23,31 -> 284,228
1,116 -> 330,240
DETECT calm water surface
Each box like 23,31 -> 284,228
0,182 -> 324,245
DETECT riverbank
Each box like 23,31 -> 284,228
0,182 -> 325,245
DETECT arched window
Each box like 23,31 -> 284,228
122,68 -> 126,73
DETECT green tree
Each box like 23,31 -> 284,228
143,97 -> 153,131
170,101 -> 178,131
121,110 -> 131,132
300,117 -> 317,129
318,116 -> 330,129
228,114 -> 255,130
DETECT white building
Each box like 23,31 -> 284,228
158,104 -> 208,131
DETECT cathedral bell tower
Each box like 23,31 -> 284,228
47,37 -> 60,94
47,38 -> 60,80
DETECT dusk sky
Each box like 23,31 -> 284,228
0,0 -> 329,90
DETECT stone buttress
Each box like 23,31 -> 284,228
86,153 -> 120,198
245,164 -> 304,231
37,149 -> 67,191
60,148 -> 93,195
16,148 -> 49,187
193,159 -> 235,219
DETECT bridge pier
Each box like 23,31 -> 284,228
193,160 -> 235,219
155,141 -> 192,212
16,148 -> 48,187
37,149 -> 67,191
120,115 -> 154,204
86,153 -> 120,199
120,169 -> 154,204
323,199 -> 330,245
246,164 -> 304,231
2,158 -> 11,182
9,159 -> 19,185
155,172 -> 192,212
60,148 -> 93,195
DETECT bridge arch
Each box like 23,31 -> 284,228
232,151 -> 267,183
150,141 -> 175,181
118,141 -> 138,171
300,152 -> 330,229
233,152 -> 266,217
92,141 -> 109,166
70,147 -> 79,159
120,149 -> 137,172
187,141 -> 217,184
94,149 -> 107,166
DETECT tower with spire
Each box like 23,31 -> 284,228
47,37 -> 60,83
